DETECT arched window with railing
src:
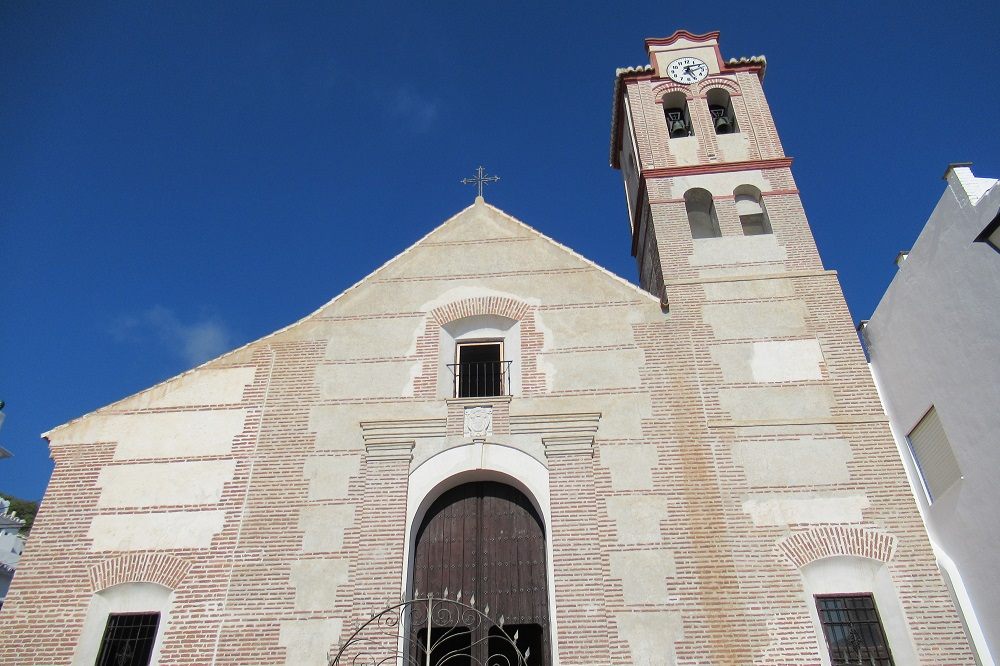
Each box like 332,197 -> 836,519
663,91 -> 693,139
734,185 -> 772,235
684,188 -> 721,238
706,88 -> 738,135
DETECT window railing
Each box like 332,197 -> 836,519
447,360 -> 512,398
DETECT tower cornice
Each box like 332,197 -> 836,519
642,157 -> 793,179
645,30 -> 720,49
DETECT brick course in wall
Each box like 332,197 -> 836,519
0,29 -> 976,666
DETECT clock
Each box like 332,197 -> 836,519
666,56 -> 709,84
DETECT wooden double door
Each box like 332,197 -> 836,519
412,481 -> 551,665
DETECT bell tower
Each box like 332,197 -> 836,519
611,30 -> 819,306
608,31 -> 976,664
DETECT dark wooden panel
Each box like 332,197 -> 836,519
413,482 -> 550,665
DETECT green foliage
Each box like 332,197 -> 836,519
0,493 -> 38,535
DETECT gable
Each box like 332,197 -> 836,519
47,199 -> 660,440
323,199 -> 657,317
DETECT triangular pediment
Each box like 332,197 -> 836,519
47,199 -> 658,437
320,198 -> 655,316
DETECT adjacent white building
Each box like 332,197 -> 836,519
0,408 -> 25,610
0,498 -> 25,610
863,163 -> 1000,666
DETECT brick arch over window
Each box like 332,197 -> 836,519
777,527 -> 897,570
430,296 -> 530,326
414,296 -> 544,399
651,81 -> 693,101
88,553 -> 192,592
695,77 -> 742,97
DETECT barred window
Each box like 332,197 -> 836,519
816,595 -> 894,666
95,612 -> 160,666
451,340 -> 508,398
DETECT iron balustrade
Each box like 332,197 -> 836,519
448,360 -> 512,398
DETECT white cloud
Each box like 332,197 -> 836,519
387,85 -> 439,132
111,306 -> 231,367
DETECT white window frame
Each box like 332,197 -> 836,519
73,583 -> 174,666
454,339 -> 506,398
905,406 -> 962,505
438,314 -> 520,399
799,556 -> 918,666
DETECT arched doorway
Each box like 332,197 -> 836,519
412,481 -> 551,665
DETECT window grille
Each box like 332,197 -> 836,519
449,341 -> 511,397
95,612 -> 160,666
816,595 -> 894,666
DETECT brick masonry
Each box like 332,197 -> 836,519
0,29 -> 976,666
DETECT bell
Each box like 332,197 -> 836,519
665,108 -> 688,138
668,119 -> 688,137
713,115 -> 732,133
710,105 -> 733,134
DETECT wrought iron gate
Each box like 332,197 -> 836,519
328,591 -> 532,666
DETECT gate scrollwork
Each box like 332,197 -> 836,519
329,590 -> 531,666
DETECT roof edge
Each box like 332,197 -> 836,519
725,55 -> 767,79
45,199 -> 658,439
609,65 -> 654,169
645,30 -> 720,49
479,201 -> 659,305
45,200 -> 481,439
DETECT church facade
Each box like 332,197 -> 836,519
0,31 -> 976,665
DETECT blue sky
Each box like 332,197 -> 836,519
2,2 -> 998,500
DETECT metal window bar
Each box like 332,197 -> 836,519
95,612 -> 160,666
816,595 -> 894,666
448,360 -> 512,398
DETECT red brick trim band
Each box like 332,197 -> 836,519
778,527 -> 897,569
617,66 -> 763,88
648,188 -> 800,205
652,76 -> 743,99
430,297 -> 530,326
88,552 -> 193,592
643,157 -> 793,179
698,77 -> 742,96
645,30 -> 720,48
651,81 -> 694,101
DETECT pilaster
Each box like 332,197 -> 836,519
352,440 -> 413,616
543,435 -> 611,665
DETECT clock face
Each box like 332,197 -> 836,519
667,56 -> 709,84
